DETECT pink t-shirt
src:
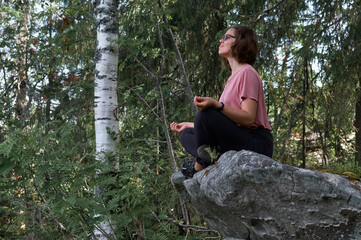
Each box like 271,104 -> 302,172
219,64 -> 271,130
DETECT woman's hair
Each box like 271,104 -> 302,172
221,25 -> 258,70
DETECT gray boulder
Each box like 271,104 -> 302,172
171,150 -> 361,240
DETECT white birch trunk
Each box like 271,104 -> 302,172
93,0 -> 119,239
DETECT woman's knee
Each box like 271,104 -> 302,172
180,128 -> 194,142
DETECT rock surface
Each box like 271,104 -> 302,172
171,150 -> 361,240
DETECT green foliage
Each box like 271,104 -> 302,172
310,161 -> 361,182
0,121 -> 94,238
328,161 -> 361,180
1,0 -> 361,238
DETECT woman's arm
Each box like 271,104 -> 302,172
220,99 -> 257,127
194,96 -> 257,128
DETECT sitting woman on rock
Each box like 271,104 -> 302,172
170,25 -> 273,178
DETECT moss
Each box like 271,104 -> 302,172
308,167 -> 361,185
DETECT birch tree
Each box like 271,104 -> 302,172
93,0 -> 119,238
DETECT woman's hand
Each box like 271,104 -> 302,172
170,122 -> 194,133
194,96 -> 221,110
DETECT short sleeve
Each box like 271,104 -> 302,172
238,68 -> 260,103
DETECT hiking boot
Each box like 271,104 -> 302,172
180,161 -> 197,178
197,144 -> 221,166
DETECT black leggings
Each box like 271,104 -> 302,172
180,108 -> 273,166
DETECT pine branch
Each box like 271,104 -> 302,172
254,0 -> 285,23
238,0 -> 285,23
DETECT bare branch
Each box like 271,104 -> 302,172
118,80 -> 163,122
120,46 -> 178,171
158,0 -> 197,113
167,216 -> 218,233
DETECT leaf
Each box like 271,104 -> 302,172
0,138 -> 15,157
0,160 -> 14,175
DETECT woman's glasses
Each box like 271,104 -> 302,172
223,34 -> 236,41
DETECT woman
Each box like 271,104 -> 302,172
170,25 -> 273,178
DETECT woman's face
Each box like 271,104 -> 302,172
218,28 -> 236,58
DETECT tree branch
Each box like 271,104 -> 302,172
120,46 -> 178,171
166,216 -> 218,233
152,0 -> 178,172
118,80 -> 163,122
238,0 -> 285,23
254,0 -> 285,23
14,198 -> 77,239
158,0 -> 197,114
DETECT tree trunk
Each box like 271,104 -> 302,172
93,0 -> 119,239
15,0 -> 29,122
355,76 -> 361,165
301,59 -> 308,168
15,1 -> 33,238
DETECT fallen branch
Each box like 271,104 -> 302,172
167,216 -> 218,233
